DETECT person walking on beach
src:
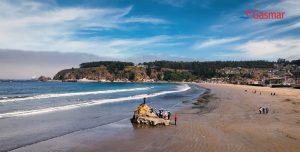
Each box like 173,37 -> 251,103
262,107 -> 265,114
174,114 -> 177,126
259,107 -> 263,114
266,107 -> 269,114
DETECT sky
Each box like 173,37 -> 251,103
0,0 -> 300,79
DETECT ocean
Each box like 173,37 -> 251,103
0,81 -> 204,151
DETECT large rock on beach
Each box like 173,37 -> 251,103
131,103 -> 170,126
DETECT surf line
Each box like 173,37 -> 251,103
0,85 -> 190,119
0,87 -> 153,103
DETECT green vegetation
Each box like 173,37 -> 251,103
80,61 -> 134,73
128,72 -> 136,81
291,59 -> 300,66
55,59 -> 299,82
143,60 -> 274,79
163,70 -> 195,81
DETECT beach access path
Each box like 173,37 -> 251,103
12,83 -> 300,152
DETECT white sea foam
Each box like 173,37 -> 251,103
0,84 -> 190,119
0,87 -> 152,103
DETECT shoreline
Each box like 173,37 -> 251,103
11,83 -> 300,152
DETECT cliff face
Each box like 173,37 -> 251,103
53,66 -> 112,81
53,65 -> 159,82
53,61 -> 197,82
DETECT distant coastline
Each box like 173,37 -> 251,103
48,59 -> 300,89
3,59 -> 299,88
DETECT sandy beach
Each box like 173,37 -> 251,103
12,83 -> 300,152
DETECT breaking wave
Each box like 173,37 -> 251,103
0,87 -> 152,103
0,84 -> 190,119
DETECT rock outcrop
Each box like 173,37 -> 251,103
131,103 -> 170,126
38,76 -> 51,82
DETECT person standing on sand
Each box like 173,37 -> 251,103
143,97 -> 146,104
259,107 -> 262,114
168,111 -> 171,120
262,107 -> 265,114
266,107 -> 269,114
174,114 -> 177,125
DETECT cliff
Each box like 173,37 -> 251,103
54,65 -> 158,82
54,62 -> 199,82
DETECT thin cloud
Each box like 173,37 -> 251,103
209,0 -> 300,37
204,0 -> 300,59
192,37 -> 241,49
235,38 -> 300,59
153,0 -> 189,7
124,17 -> 169,24
153,0 -> 213,8
0,0 -> 169,56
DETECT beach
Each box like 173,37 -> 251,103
11,83 -> 300,152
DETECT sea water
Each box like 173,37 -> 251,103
0,81 -> 204,151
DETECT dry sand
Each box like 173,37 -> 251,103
13,83 -> 300,152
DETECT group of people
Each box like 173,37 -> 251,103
242,91 -> 273,115
143,97 -> 176,125
158,109 -> 171,120
245,89 -> 277,96
145,98 -> 170,120
245,89 -> 262,95
259,107 -> 269,114
149,107 -> 171,120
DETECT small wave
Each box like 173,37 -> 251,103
0,87 -> 152,103
0,84 -> 190,119
0,96 -> 28,100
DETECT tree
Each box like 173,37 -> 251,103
128,72 -> 136,81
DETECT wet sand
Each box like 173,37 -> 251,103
12,83 -> 300,152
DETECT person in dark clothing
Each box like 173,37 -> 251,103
266,107 -> 269,114
159,109 -> 163,118
155,109 -> 159,117
150,107 -> 153,113
143,97 -> 146,104
167,111 -> 171,120
259,107 -> 262,114
174,114 -> 177,125
262,107 -> 265,114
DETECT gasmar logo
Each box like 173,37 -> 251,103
241,9 -> 285,20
